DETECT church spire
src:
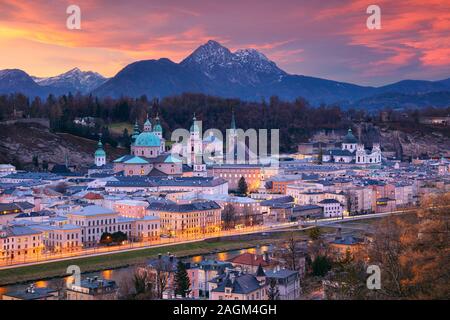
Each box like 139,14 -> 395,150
144,113 -> 152,132
231,109 -> 236,130
190,113 -> 199,133
94,135 -> 106,167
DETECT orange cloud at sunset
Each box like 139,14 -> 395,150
0,0 -> 448,85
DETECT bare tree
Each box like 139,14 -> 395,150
286,234 -> 298,271
222,204 -> 237,230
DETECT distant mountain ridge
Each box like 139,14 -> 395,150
32,68 -> 107,94
1,40 -> 449,109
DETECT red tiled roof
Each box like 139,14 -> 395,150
227,253 -> 270,267
83,192 -> 104,200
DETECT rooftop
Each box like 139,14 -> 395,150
69,205 -> 116,217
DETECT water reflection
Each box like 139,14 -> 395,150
102,269 -> 112,280
216,252 -> 229,261
34,280 -> 48,288
0,244 -> 273,296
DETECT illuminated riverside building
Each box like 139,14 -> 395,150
32,224 -> 82,253
67,205 -> 160,247
209,265 -> 268,300
147,201 -> 221,237
66,277 -> 118,300
0,226 -> 43,262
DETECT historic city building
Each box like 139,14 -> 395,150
322,129 -> 382,165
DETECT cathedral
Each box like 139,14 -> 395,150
92,111 -> 256,177
322,129 -> 382,165
112,114 -> 183,176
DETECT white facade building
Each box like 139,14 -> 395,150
318,199 -> 344,218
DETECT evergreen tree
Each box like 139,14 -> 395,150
122,128 -> 130,149
238,176 -> 248,195
308,227 -> 322,241
317,147 -> 323,165
100,232 -> 113,245
174,260 -> 191,298
32,154 -> 39,170
312,255 -> 332,277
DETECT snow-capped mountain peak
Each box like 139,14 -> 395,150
181,40 -> 285,82
32,68 -> 107,93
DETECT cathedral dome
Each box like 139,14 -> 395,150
343,128 -> 357,143
95,148 -> 106,157
134,131 -> 161,147
95,139 -> 106,157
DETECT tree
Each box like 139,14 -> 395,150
312,255 -> 332,277
317,147 -> 323,165
366,193 -> 450,299
118,268 -> 156,300
307,227 -> 322,241
267,278 -> 280,300
32,155 -> 39,170
122,128 -> 130,149
238,176 -> 248,195
324,259 -> 371,300
42,160 -> 49,171
153,259 -> 171,299
222,204 -> 237,230
112,231 -> 127,244
174,260 -> 191,298
286,235 -> 299,271
132,270 -> 156,300
243,206 -> 253,226
100,232 -> 113,245
326,193 -> 450,299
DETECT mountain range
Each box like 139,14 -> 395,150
1,40 -> 449,109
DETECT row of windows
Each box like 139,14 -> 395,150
2,243 -> 39,250
0,236 -> 39,244
48,233 -> 79,240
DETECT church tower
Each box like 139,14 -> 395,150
228,109 -> 238,159
153,114 -> 165,152
188,113 -> 203,165
94,136 -> 106,167
342,128 -> 358,152
143,114 -> 152,132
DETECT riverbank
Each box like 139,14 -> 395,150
0,229 -> 313,286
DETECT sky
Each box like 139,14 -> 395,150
0,0 -> 449,86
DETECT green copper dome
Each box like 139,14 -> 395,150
134,131 -> 161,147
190,114 -> 199,133
343,128 -> 358,144
153,114 -> 162,133
95,139 -> 106,157
153,124 -> 163,132
95,149 -> 106,157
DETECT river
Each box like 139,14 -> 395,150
0,244 -> 272,298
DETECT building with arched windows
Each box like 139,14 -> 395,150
322,129 -> 382,165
